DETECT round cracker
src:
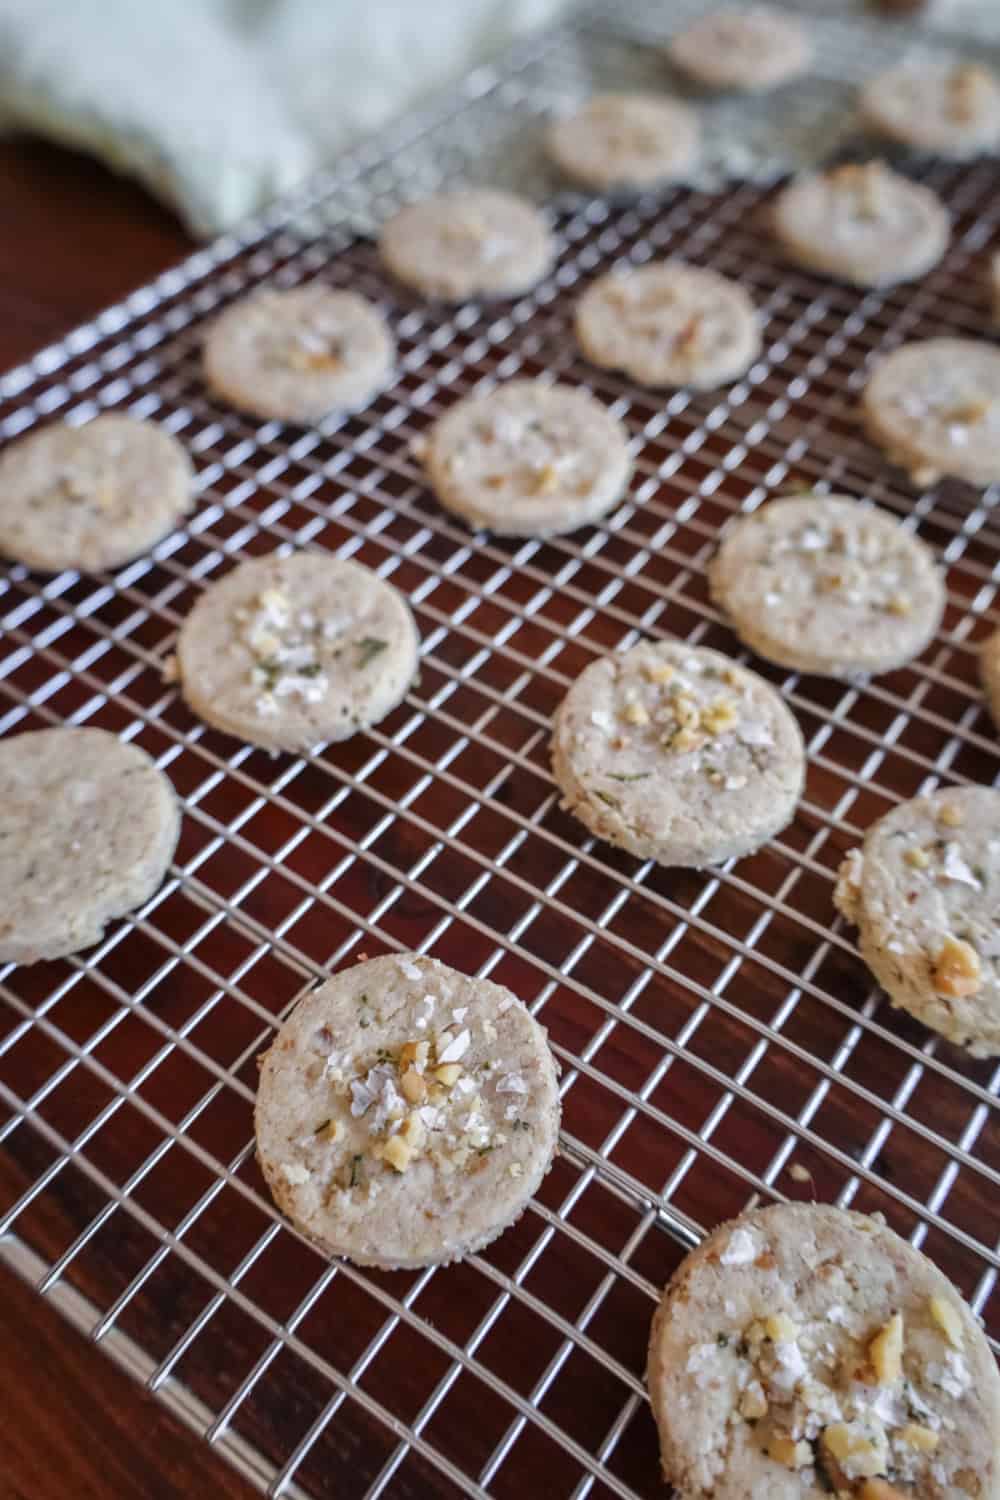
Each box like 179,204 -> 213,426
203,285 -> 395,424
708,495 -> 945,678
545,92 -> 700,193
378,189 -> 555,301
0,727 -> 181,964
773,162 -> 950,289
862,338 -> 1000,487
0,415 -> 194,573
254,953 -> 561,1269
550,640 -> 805,868
860,62 -> 1000,159
574,260 -> 760,391
835,785 -> 1000,1057
422,380 -> 632,537
647,1201 -> 1000,1499
667,7 -> 811,93
176,552 -> 419,753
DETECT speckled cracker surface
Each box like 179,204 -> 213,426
176,552 -> 419,752
551,640 -> 805,868
203,285 -> 395,424
667,7 -> 811,93
0,727 -> 181,964
254,953 -> 561,1269
773,163 -> 949,289
860,62 -> 1000,159
378,188 -> 555,302
574,260 -> 760,391
0,415 -> 194,573
709,495 -> 945,678
647,1202 -> 1000,1499
835,785 -> 1000,1057
422,379 -> 632,537
862,338 -> 1000,487
546,92 -> 699,192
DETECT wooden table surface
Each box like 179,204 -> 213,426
0,134 -> 258,1500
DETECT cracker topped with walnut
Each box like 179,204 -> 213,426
860,62 -> 1000,160
546,92 -> 700,193
550,640 -> 805,868
378,188 -> 555,302
648,1203 -> 1000,1499
422,379 -> 632,537
0,414 -> 195,573
176,551 -> 419,753
574,260 -> 761,392
772,163 -> 949,290
666,6 -> 812,93
709,495 -> 945,679
254,954 -> 560,1268
835,785 -> 1000,1057
203,284 -> 396,425
862,338 -> 1000,489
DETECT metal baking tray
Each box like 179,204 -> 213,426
2,3 -> 999,1496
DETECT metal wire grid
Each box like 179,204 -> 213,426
2,13 -> 1000,1500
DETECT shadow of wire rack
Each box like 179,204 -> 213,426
3,1 -> 1000,1496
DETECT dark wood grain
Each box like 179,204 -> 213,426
0,135 -> 259,1500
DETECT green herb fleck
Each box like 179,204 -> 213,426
511,1118 -> 531,1133
595,790 -> 621,809
349,1154 -> 365,1188
314,1118 -> 332,1135
299,661 -> 323,678
716,1332 -> 729,1348
255,657 -> 281,691
357,636 -> 388,668
607,772 -> 651,784
477,1145 -> 497,1157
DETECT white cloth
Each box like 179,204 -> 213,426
0,0 -> 577,237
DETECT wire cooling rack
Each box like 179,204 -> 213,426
3,4 -> 1000,1497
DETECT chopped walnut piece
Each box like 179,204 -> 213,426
942,397 -> 991,425
315,1119 -> 343,1143
668,726 -> 703,754
885,594 -> 911,618
400,1066 -> 427,1105
675,315 -> 704,355
764,1312 -> 798,1343
932,935 -> 982,998
821,1422 -> 887,1481
767,1435 -> 811,1469
904,846 -> 931,869
644,661 -> 675,685
739,1382 -> 768,1420
534,463 -> 561,494
859,1482 -> 907,1500
434,1062 -> 463,1087
701,700 -> 737,735
380,1135 -> 414,1172
929,1294 -> 965,1348
622,699 -> 649,726
869,1310 -> 903,1384
899,1423 -> 939,1452
937,802 -> 965,829
400,1040 -> 430,1069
